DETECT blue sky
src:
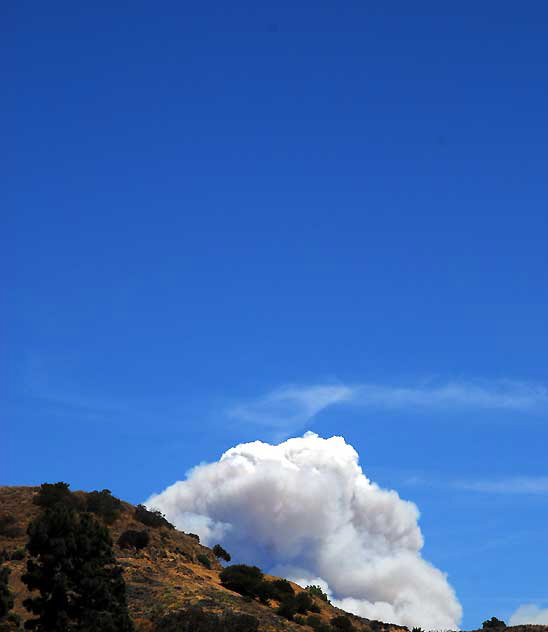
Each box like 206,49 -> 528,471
3,1 -> 548,628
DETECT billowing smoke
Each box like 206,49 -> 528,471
146,432 -> 462,630
509,605 -> 548,625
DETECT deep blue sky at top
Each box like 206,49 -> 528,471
2,2 -> 548,627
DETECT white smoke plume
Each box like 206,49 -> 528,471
146,432 -> 462,630
509,605 -> 548,625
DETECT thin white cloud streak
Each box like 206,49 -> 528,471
457,476 -> 548,494
354,381 -> 548,411
228,384 -> 353,429
146,433 -> 462,630
509,604 -> 548,625
229,380 -> 548,432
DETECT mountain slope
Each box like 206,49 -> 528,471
0,485 -> 402,632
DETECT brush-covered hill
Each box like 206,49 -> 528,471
0,485 -> 405,632
0,485 -> 546,632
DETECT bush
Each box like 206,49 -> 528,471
219,565 -> 265,599
307,614 -> 333,632
276,598 -> 297,621
154,606 -> 258,632
134,504 -> 174,529
212,544 -> 231,562
197,554 -> 211,569
294,615 -> 307,626
331,615 -> 354,632
33,482 -> 83,511
306,584 -> 331,604
118,529 -> 150,551
0,516 -> 21,539
270,579 -> 295,601
295,591 -> 316,614
86,489 -> 123,524
276,589 -> 319,622
483,618 -> 506,629
10,549 -> 25,561
0,565 -> 14,621
186,533 -> 200,542
23,505 -> 133,631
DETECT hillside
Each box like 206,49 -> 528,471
0,485 -> 404,632
1,485 -> 546,632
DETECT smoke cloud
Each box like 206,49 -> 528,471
146,432 -> 462,630
509,605 -> 548,625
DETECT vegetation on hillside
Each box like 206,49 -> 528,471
154,605 -> 259,632
483,618 -> 507,629
134,505 -> 174,530
0,484 -> 542,632
0,564 -> 18,631
23,483 -> 134,631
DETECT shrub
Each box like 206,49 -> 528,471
219,565 -> 265,599
307,614 -> 333,632
23,505 -> 133,631
86,489 -> 123,524
483,618 -> 506,629
134,505 -> 174,529
331,615 -> 354,632
118,529 -> 150,551
295,591 -> 315,614
0,565 -> 14,621
306,584 -> 331,604
10,549 -> 25,561
197,554 -> 211,569
186,533 -> 200,542
276,598 -> 297,621
294,615 -> 307,626
0,516 -> 21,539
33,482 -> 83,511
154,606 -> 258,632
254,580 -> 275,605
212,544 -> 231,562
270,579 -> 295,601
276,589 -> 319,622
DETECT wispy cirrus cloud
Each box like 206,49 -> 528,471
228,384 -> 353,432
456,476 -> 548,494
354,380 -> 548,411
228,379 -> 548,434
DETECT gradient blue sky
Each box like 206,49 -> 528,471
3,2 -> 548,629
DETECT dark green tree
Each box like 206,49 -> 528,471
219,565 -> 265,598
22,503 -> 133,632
133,505 -> 174,529
85,490 -> 123,525
270,579 -> 294,601
0,565 -> 14,620
33,482 -> 82,511
306,584 -> 331,604
482,618 -> 506,629
212,544 -> 231,562
117,530 -> 149,551
331,615 -> 354,632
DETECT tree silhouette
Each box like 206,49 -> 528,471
22,503 -> 133,632
212,544 -> 231,562
0,565 -> 14,624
